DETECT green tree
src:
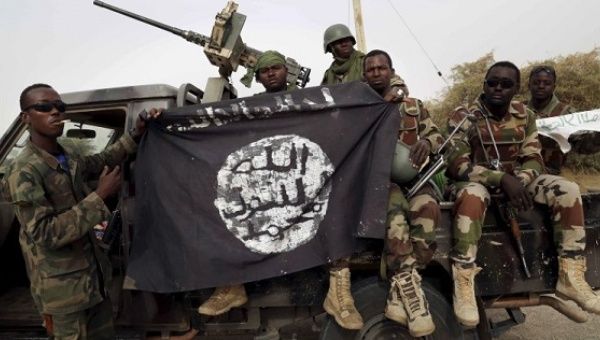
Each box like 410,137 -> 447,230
427,49 -> 600,172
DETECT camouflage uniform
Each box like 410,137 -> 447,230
447,96 -> 586,264
321,50 -> 408,90
3,133 -> 136,338
386,98 -> 445,272
524,95 -> 577,174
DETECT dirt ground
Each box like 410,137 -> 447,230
492,303 -> 600,340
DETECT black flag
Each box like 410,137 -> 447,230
125,82 -> 399,292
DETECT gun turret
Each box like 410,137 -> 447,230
93,0 -> 310,90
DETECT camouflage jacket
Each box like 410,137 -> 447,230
524,94 -> 576,173
321,52 -> 408,90
397,98 -> 444,152
524,94 -> 576,118
4,133 -> 136,314
446,96 -> 544,188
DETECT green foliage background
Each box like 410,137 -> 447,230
426,48 -> 600,172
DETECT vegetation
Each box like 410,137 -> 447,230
427,48 -> 600,173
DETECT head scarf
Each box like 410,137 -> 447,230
240,50 -> 286,88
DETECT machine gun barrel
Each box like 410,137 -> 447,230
93,0 -> 311,88
93,0 -> 210,46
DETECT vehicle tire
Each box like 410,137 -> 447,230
319,276 -> 478,340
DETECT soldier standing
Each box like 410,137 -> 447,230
3,84 -> 157,339
524,65 -> 576,174
360,49 -> 443,337
321,23 -> 409,98
198,51 -> 293,317
446,62 -> 600,327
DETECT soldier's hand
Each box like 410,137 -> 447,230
501,174 -> 533,212
96,166 -> 121,200
409,139 -> 431,169
383,86 -> 405,103
131,108 -> 163,141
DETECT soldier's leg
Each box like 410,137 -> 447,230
384,184 -> 434,336
528,174 -> 585,254
451,182 -> 489,264
198,284 -> 248,316
408,189 -> 440,268
450,182 -> 488,327
385,184 -> 413,272
51,310 -> 85,340
323,257 -> 363,329
528,174 -> 600,314
51,298 -> 114,340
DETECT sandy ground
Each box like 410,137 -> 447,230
492,304 -> 600,340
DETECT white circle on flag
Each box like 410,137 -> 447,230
214,134 -> 334,254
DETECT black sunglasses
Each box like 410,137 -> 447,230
23,100 -> 67,113
484,79 -> 515,89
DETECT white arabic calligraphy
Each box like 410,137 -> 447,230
214,135 -> 334,254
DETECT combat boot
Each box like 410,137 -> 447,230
384,277 -> 407,326
323,268 -> 364,330
452,263 -> 482,327
555,256 -> 600,314
388,269 -> 435,337
198,284 -> 248,316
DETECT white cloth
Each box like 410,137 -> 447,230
536,109 -> 600,153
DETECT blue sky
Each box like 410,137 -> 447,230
1,0 -> 599,134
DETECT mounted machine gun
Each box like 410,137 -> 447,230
93,0 -> 311,102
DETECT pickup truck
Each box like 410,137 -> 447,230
0,83 -> 598,340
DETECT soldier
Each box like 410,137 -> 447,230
360,49 -> 444,337
198,51 -> 293,317
320,25 -> 411,331
321,23 -> 409,99
446,61 -> 600,327
254,50 -> 294,94
3,84 -> 158,339
524,65 -> 576,174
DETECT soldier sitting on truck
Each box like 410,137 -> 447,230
319,24 -> 412,331
2,84 -> 159,339
523,65 -> 577,175
361,49 -> 445,337
198,50 -> 294,317
445,61 -> 600,328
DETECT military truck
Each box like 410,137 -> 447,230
1,1 -> 599,339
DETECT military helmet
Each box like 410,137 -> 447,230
323,24 -> 356,53
391,142 -> 422,184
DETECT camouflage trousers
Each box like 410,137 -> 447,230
385,183 -> 440,273
47,298 -> 114,340
451,174 -> 586,264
